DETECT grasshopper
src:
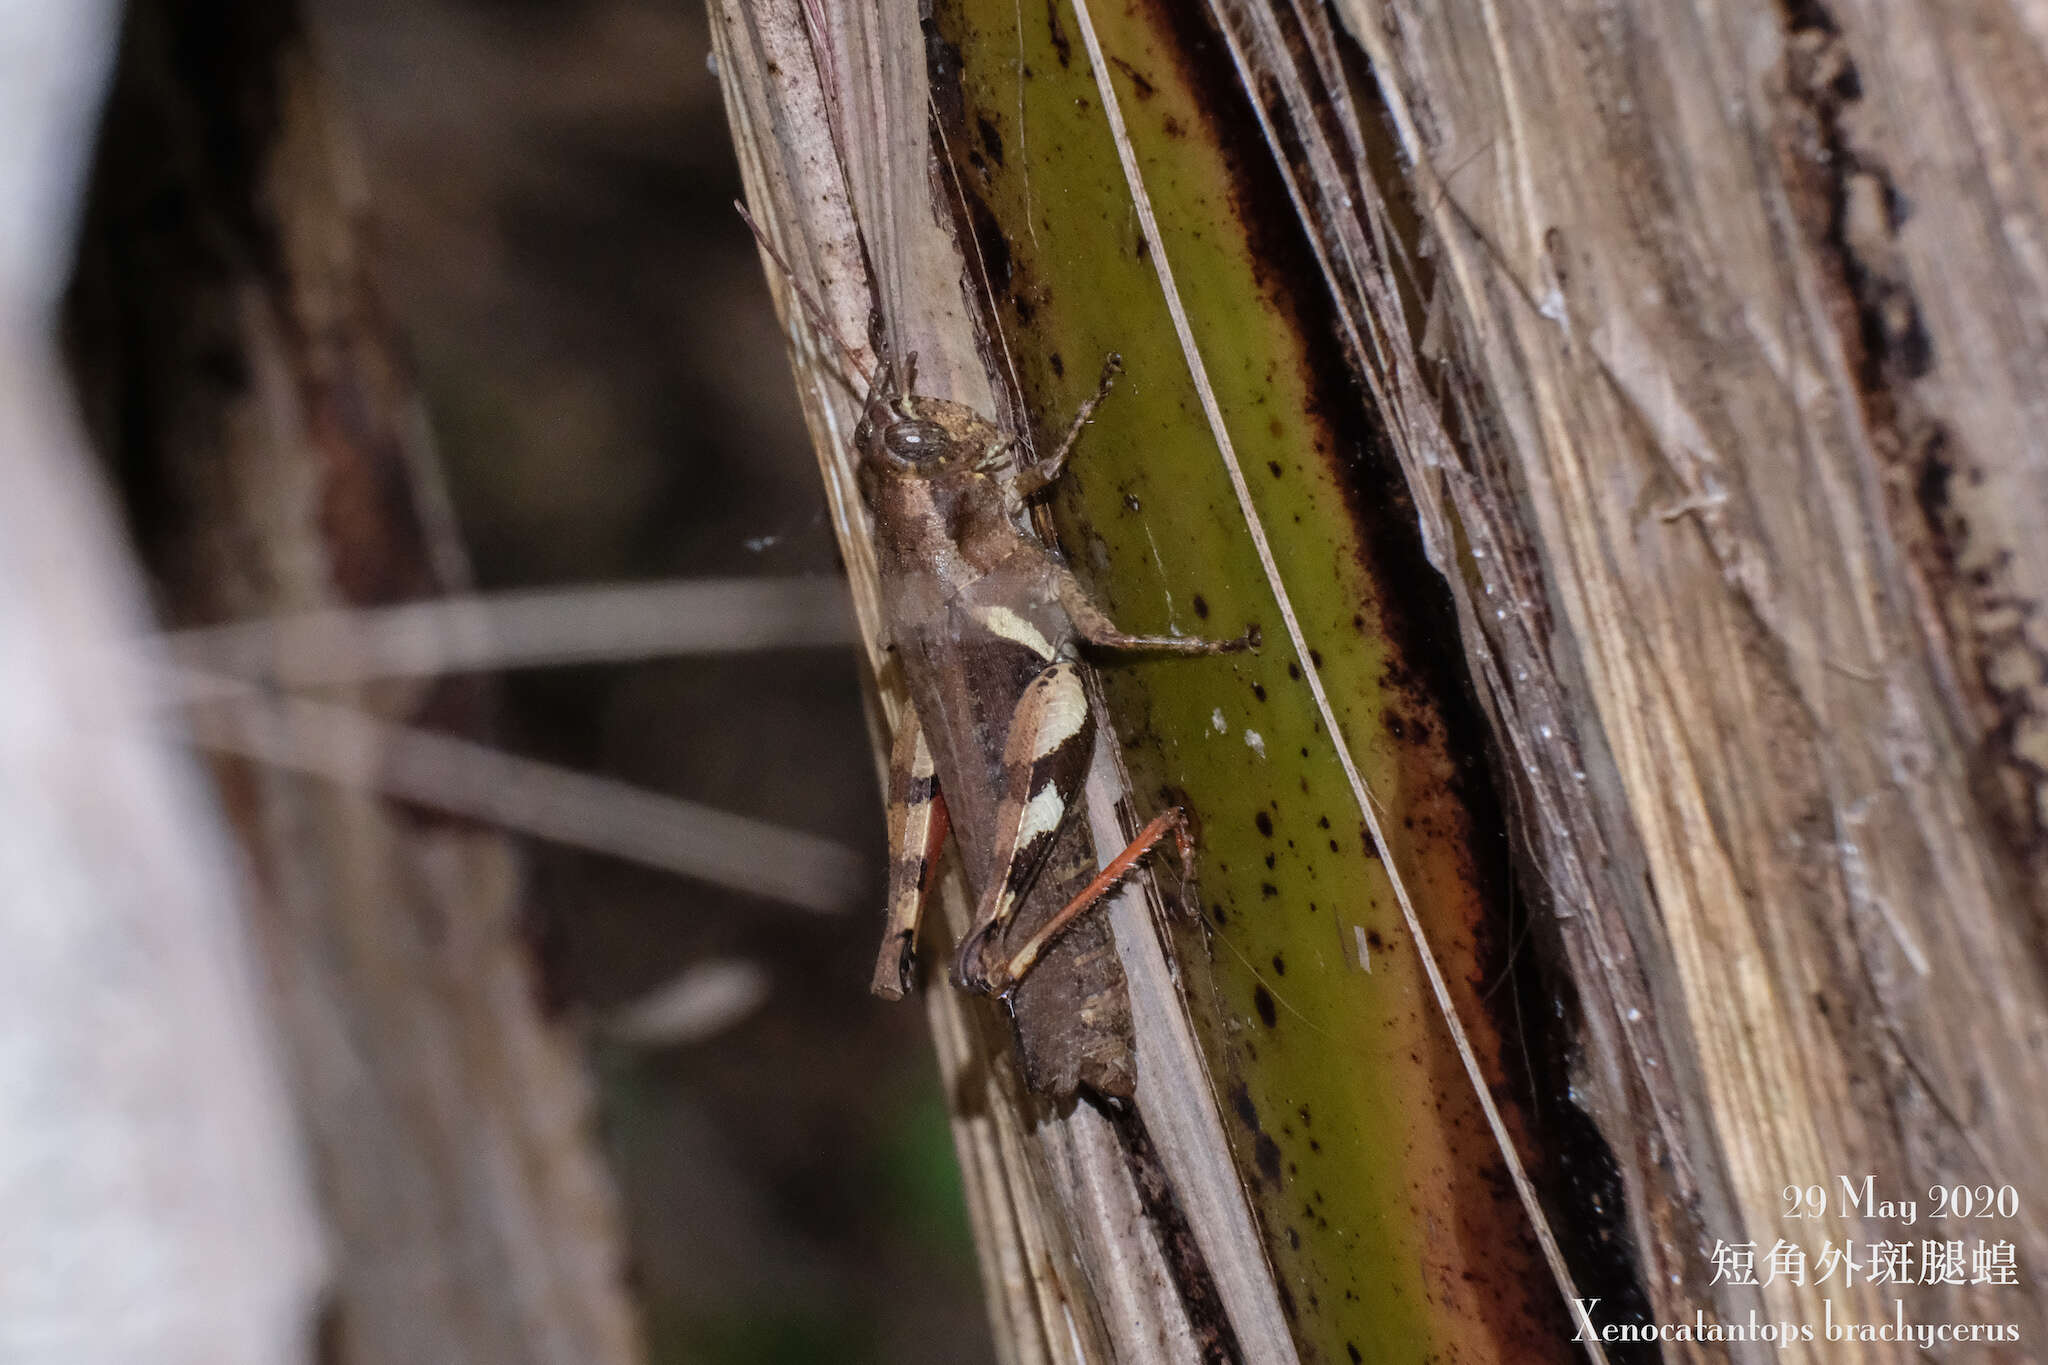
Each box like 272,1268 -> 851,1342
747,207 -> 1249,1096
859,349 -> 1249,989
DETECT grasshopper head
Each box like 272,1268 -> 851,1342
855,351 -> 1010,477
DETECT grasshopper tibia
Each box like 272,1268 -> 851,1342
962,807 -> 1197,998
1013,352 -> 1123,500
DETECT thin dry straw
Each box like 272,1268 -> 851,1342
166,578 -> 857,694
176,671 -> 865,915
1066,0 -> 1601,1348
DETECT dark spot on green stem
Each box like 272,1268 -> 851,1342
1254,1134 -> 1282,1183
976,114 -> 1004,165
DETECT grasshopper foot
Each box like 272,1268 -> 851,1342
951,920 -> 1008,997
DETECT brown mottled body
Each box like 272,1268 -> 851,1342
856,352 -> 1243,1100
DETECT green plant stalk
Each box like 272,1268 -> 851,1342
932,2 -> 1580,1358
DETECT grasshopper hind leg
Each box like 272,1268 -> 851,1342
952,661 -> 1212,997
952,660 -> 1097,994
993,808 -> 1196,992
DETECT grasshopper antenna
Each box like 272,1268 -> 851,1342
734,199 -> 875,395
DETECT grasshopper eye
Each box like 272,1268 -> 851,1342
884,418 -> 951,465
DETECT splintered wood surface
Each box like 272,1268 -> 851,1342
1315,0 -> 2048,1355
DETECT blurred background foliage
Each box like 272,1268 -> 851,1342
303,1 -> 991,1360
